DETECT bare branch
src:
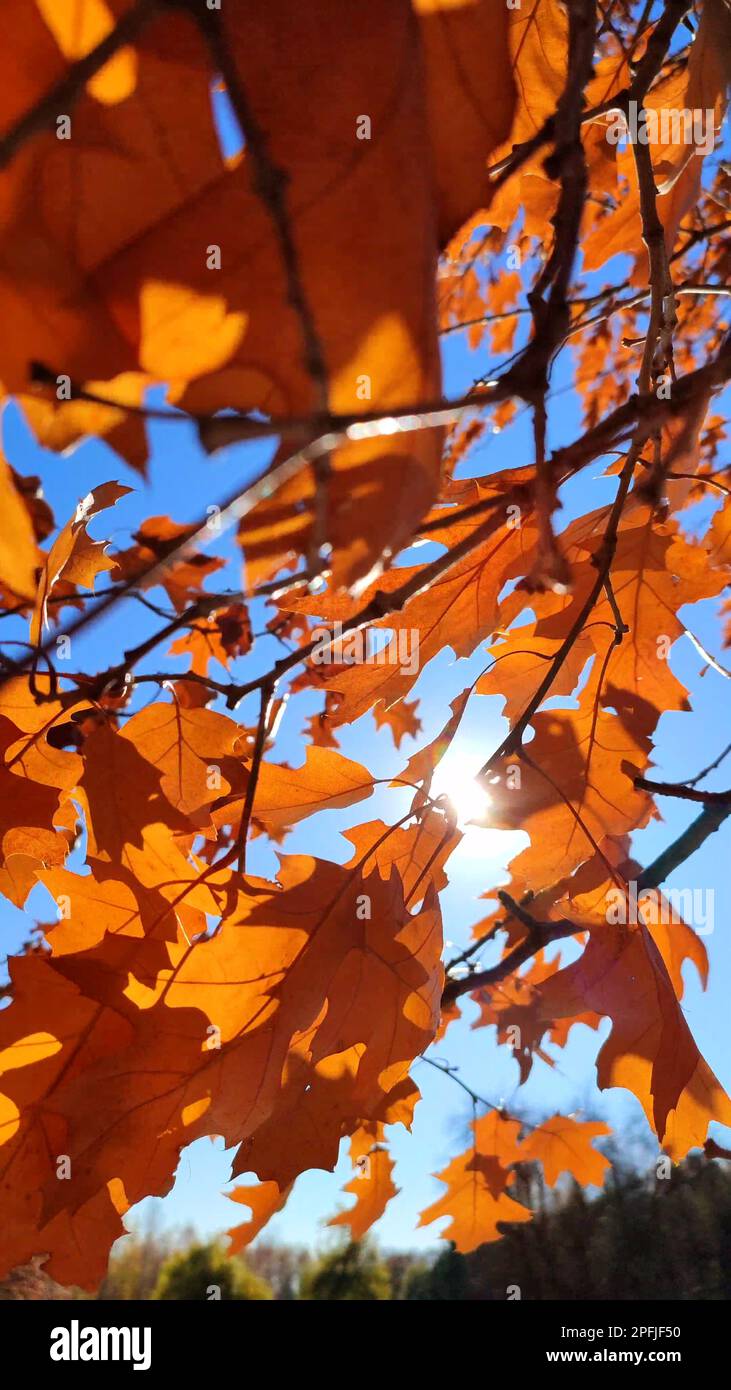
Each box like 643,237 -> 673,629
638,805 -> 730,891
633,777 -> 731,806
684,627 -> 731,680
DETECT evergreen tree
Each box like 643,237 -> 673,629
299,1241 -> 391,1301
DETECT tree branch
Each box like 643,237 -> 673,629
192,4 -> 328,409
441,800 -> 730,1006
7,337 -> 728,705
637,805 -> 730,892
442,908 -> 579,1005
0,0 -> 162,169
235,681 -> 276,872
633,777 -> 731,806
686,742 -> 731,789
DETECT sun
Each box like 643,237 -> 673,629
429,751 -> 492,829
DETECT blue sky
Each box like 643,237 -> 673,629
0,81 -> 729,1260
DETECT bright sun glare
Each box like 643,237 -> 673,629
430,752 -> 492,830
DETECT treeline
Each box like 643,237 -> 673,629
4,1152 -> 730,1300
411,1152 -> 731,1301
100,1152 -> 731,1301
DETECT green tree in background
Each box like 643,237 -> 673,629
404,1248 -> 468,1301
152,1242 -> 273,1301
384,1251 -> 426,1300
299,1240 -> 391,1301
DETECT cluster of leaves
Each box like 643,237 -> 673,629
0,0 -> 729,1289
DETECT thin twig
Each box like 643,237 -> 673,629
442,914 -> 578,1005
0,0 -> 162,169
603,575 -> 629,641
417,1055 -> 496,1111
235,682 -> 276,872
686,743 -> 731,788
684,628 -> 731,679
477,447 -> 637,779
192,2 -> 332,567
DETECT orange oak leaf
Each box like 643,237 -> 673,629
0,681 -> 87,794
233,1049 -> 382,1191
471,950 -> 601,1083
552,839 -> 709,1000
36,856 -> 209,957
517,1115 -> 611,1188
525,504 -> 727,718
418,1111 -> 531,1253
168,619 -> 240,678
283,491 -> 539,725
30,481 -> 131,648
342,812 -> 461,903
538,920 -> 731,1160
112,516 -> 227,612
484,663 -> 655,889
120,700 -> 241,819
0,858 -> 441,1275
0,452 -> 39,602
328,1136 -> 400,1242
212,745 -> 375,841
373,697 -> 422,750
232,1059 -> 417,1195
0,951 -> 135,1285
0,717 -> 66,872
226,1180 -> 291,1255
78,719 -> 192,865
477,628 -> 595,724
